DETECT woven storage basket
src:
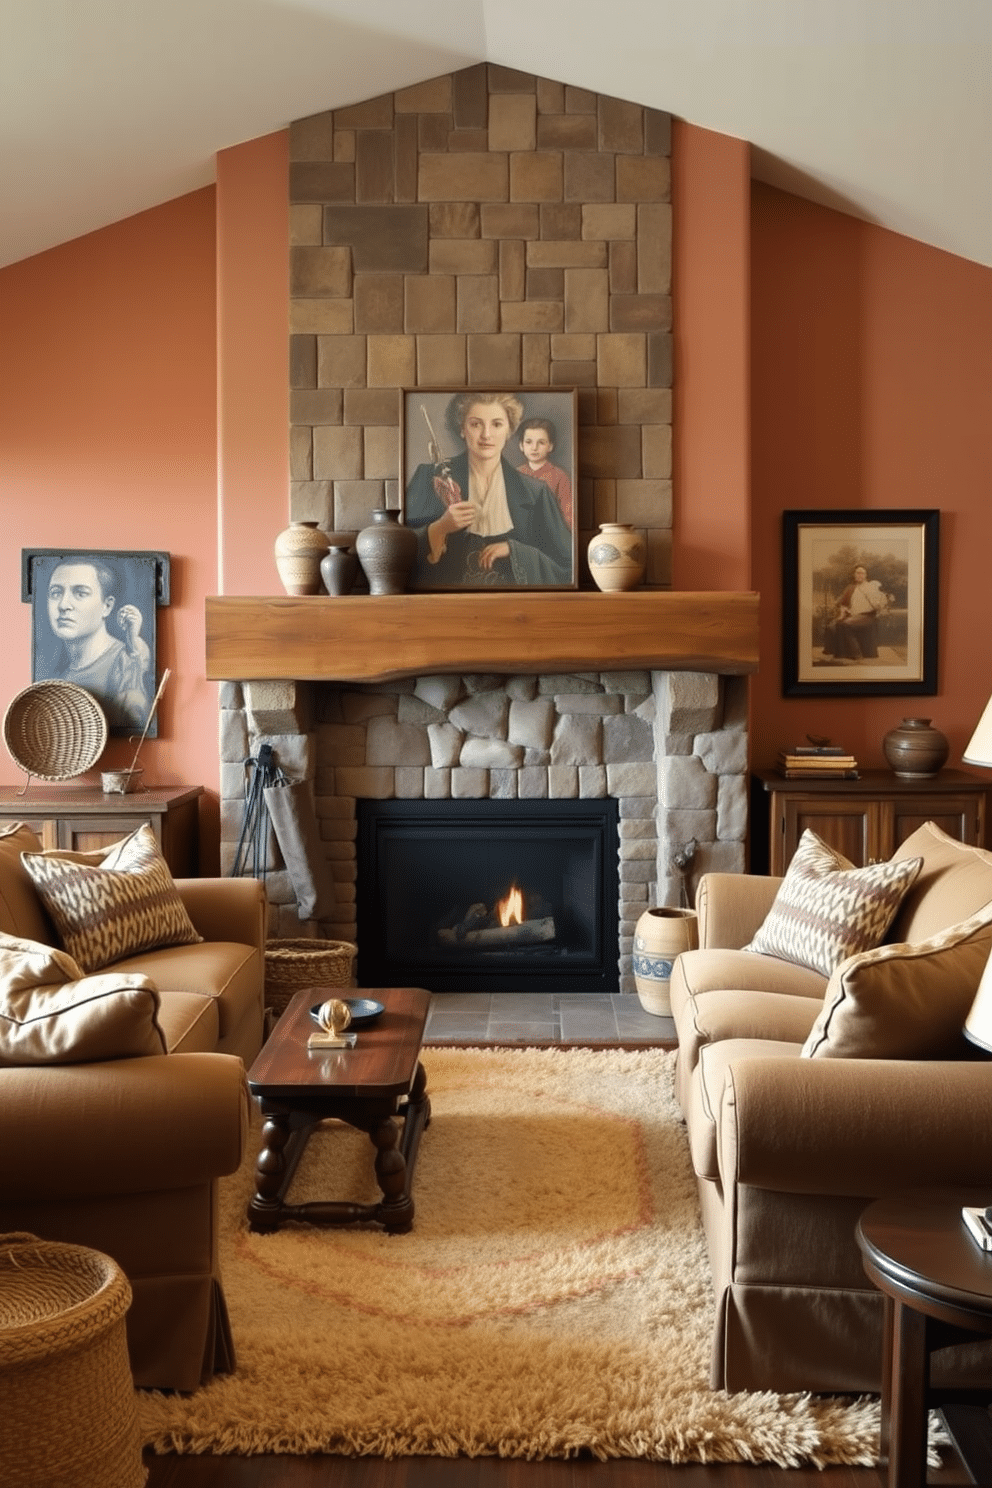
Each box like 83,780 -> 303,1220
264,937 -> 357,1017
3,680 -> 108,781
0,1232 -> 145,1488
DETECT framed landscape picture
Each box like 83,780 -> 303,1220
22,548 -> 170,736
782,510 -> 939,698
400,387 -> 578,592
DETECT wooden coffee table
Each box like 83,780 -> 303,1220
245,986 -> 432,1235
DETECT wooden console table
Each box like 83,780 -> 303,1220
750,768 -> 988,875
0,783 -> 203,876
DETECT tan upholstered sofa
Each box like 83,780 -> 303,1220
0,822 -> 266,1391
671,820 -> 992,1395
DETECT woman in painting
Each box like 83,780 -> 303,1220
404,392 -> 573,588
46,557 -> 152,729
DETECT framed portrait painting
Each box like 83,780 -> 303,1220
782,510 -> 939,698
400,387 -> 578,591
22,548 -> 170,736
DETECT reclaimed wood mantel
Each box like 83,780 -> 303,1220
206,591 -> 759,685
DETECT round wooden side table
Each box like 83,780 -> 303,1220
857,1188 -> 992,1488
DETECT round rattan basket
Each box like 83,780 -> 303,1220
264,937 -> 357,1018
2,681 -> 108,782
0,1232 -> 145,1488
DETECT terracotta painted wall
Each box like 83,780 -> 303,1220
750,182 -> 992,771
217,132 -> 290,596
671,121 -> 751,592
0,189 -> 222,864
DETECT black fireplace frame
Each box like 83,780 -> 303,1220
356,797 -> 620,994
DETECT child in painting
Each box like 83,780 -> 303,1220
516,418 -> 573,529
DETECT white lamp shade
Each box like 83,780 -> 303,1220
965,950 -> 992,1053
964,695 -> 992,768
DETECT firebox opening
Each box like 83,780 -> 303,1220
356,799 -> 620,994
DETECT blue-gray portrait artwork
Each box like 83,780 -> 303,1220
32,554 -> 157,736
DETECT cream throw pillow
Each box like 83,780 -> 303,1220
802,898 -> 992,1059
21,823 -> 202,974
0,931 -> 166,1064
744,829 -> 923,978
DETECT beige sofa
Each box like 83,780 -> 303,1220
671,820 -> 992,1395
0,822 -> 266,1391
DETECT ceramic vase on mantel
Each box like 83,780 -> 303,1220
587,523 -> 647,592
633,906 -> 699,1016
355,508 -> 418,596
882,717 -> 949,779
320,537 -> 360,597
274,521 -> 328,596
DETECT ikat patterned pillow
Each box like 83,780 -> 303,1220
744,829 -> 923,978
21,824 -> 202,974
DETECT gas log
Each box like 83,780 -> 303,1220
437,916 -> 556,948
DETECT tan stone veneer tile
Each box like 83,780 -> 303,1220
564,268 -> 609,332
334,95 -> 393,130
290,205 -> 322,245
467,334 -> 521,384
343,388 -> 400,425
416,335 -> 467,385
616,155 -> 671,202
617,388 -> 672,424
563,153 -> 614,203
290,300 -> 354,335
313,426 -> 362,481
598,97 -> 643,154
609,241 -> 637,295
367,335 -> 416,387
429,239 -> 497,275
522,334 -> 551,384
457,276 -> 500,333
353,275 -> 404,334
364,425 -> 400,481
291,162 -> 354,204
419,152 -> 509,202
289,111 -> 336,161
583,204 -> 637,240
536,77 -> 564,113
291,246 -> 351,298
292,389 -> 343,425
501,301 -> 563,334
617,478 -> 672,527
499,240 -> 526,301
642,424 -> 673,480
527,240 -> 606,269
356,130 -> 395,202
318,336 -> 366,389
582,426 -> 642,481
510,152 -> 563,202
431,202 -> 482,238
597,333 -> 646,386
452,63 -> 488,130
489,94 -> 536,152
481,203 -> 540,239
395,76 -> 453,113
538,115 -> 596,150
324,205 -> 429,273
638,203 -> 673,294
610,294 -> 673,334
405,276 -> 456,334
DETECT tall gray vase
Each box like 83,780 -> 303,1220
355,508 -> 418,595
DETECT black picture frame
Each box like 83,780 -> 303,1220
23,548 -> 169,737
400,387 -> 579,591
782,510 -> 939,698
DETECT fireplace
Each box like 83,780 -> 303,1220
356,799 -> 620,994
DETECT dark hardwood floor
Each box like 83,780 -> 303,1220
142,1448 -> 971,1485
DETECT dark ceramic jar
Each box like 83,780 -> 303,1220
882,717 -> 949,778
355,509 -> 418,596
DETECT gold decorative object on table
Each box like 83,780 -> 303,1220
307,997 -> 356,1049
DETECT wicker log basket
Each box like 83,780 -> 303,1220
0,1232 -> 145,1488
264,937 -> 357,1018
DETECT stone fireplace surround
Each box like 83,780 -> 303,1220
219,667 -> 748,996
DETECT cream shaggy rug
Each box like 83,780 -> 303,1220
139,1045 -> 883,1466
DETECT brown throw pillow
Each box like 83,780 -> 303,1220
802,898 -> 992,1059
744,829 -> 923,978
21,823 -> 202,974
0,931 -> 166,1064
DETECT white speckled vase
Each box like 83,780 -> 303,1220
587,523 -> 647,592
274,521 -> 328,595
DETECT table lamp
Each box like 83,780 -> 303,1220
962,695 -> 992,1054
963,694 -> 992,773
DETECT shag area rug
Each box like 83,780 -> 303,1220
139,1045 -> 883,1466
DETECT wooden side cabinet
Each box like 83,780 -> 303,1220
0,784 -> 203,876
750,768 -> 988,875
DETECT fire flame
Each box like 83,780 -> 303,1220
497,883 -> 524,927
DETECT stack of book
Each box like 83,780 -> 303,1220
776,744 -> 859,779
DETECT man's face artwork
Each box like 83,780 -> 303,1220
47,563 -> 113,642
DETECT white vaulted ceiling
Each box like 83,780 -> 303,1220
1,0 -> 989,271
